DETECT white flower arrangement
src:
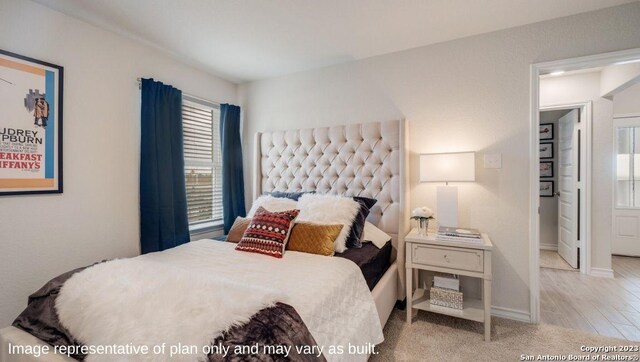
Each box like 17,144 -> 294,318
411,207 -> 435,235
410,206 -> 435,220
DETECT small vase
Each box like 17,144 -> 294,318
419,218 -> 429,236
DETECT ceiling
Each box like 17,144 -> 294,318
33,0 -> 637,83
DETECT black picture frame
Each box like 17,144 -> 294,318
540,161 -> 554,178
540,142 -> 554,159
0,49 -> 63,196
540,123 -> 554,140
540,181 -> 554,197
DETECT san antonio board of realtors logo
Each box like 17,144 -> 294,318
24,89 -> 49,128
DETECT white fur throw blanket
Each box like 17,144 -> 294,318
55,240 -> 383,362
56,258 -> 283,361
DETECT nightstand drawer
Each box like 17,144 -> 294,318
412,244 -> 484,272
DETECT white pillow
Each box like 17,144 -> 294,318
247,195 -> 297,217
363,221 -> 392,249
296,194 -> 360,253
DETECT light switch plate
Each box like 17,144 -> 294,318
484,153 -> 502,169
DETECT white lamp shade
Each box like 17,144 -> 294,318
420,152 -> 476,182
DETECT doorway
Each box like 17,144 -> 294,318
529,48 -> 640,325
539,107 -> 585,272
535,68 -> 640,341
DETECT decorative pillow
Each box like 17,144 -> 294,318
346,196 -> 378,249
287,223 -> 343,256
236,207 -> 299,258
226,217 -> 251,243
247,195 -> 297,217
363,221 -> 392,249
296,194 -> 360,253
265,191 -> 315,201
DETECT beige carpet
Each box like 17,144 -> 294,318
540,250 -> 577,271
371,309 -> 635,361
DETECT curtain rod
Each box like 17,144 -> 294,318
136,78 -> 221,107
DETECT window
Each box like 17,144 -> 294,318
182,95 -> 223,228
615,126 -> 640,208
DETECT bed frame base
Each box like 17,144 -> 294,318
372,262 -> 398,327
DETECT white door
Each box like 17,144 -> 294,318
558,110 -> 580,268
613,116 -> 640,257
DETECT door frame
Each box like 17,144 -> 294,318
529,47 -> 640,324
540,103 -> 591,273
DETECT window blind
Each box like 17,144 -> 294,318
182,98 -> 223,225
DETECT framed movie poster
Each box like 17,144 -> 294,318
0,49 -> 63,195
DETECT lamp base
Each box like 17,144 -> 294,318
437,186 -> 458,227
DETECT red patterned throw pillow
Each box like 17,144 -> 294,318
235,206 -> 300,258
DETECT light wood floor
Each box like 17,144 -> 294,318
541,256 -> 640,341
540,250 -> 578,271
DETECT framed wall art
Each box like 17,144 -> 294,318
0,49 -> 63,195
540,123 -> 554,140
540,181 -> 554,197
540,161 -> 554,178
540,142 -> 553,159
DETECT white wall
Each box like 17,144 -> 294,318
540,72 -> 614,272
540,72 -> 602,107
601,62 -> 640,97
239,3 -> 640,317
614,82 -> 640,115
0,0 -> 237,327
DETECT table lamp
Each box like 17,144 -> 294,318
419,152 -> 476,227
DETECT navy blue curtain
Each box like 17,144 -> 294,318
140,78 -> 190,254
220,104 -> 246,233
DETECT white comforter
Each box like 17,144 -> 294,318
56,240 -> 383,361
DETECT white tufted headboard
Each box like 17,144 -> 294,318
253,120 -> 409,299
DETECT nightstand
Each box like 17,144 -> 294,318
405,228 -> 493,341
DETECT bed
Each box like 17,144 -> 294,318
253,119 -> 409,325
0,119 -> 409,361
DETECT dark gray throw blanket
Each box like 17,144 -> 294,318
13,266 -> 325,361
209,303 -> 326,362
13,265 -> 91,360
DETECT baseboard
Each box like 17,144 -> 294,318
539,243 -> 558,251
491,306 -> 531,323
589,267 -> 614,278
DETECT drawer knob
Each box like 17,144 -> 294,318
444,254 -> 450,262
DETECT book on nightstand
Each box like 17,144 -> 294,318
436,226 -> 482,243
433,273 -> 460,291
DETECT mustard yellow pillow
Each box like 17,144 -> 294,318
286,223 -> 343,256
226,217 -> 251,243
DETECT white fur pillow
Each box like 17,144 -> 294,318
296,194 -> 360,253
247,195 -> 297,217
